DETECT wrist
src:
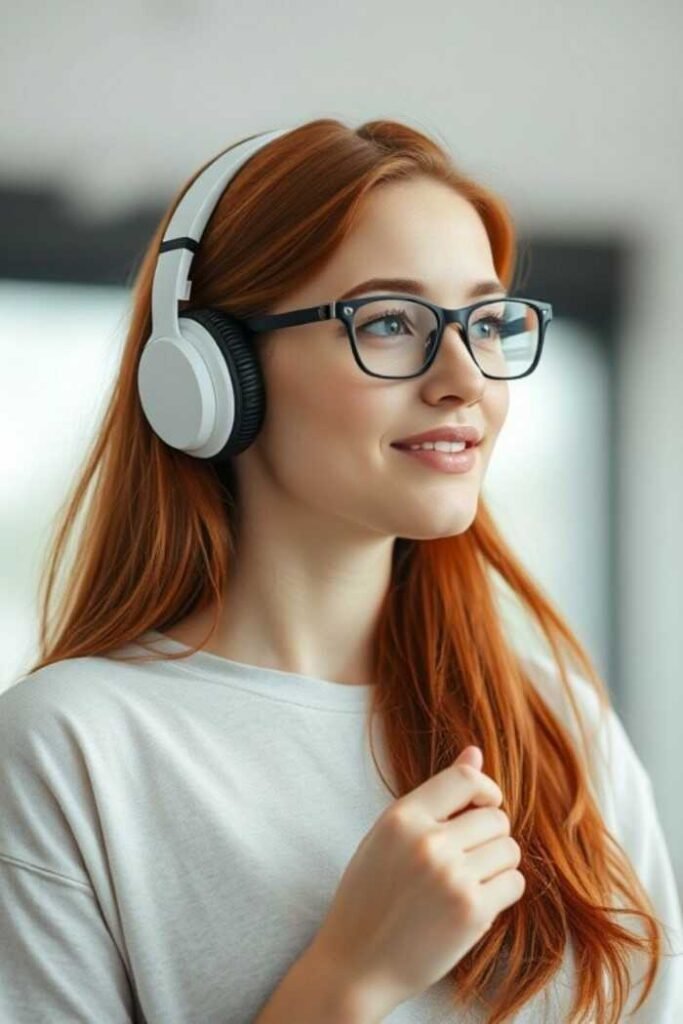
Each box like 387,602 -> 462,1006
303,939 -> 398,1024
254,940 -> 381,1024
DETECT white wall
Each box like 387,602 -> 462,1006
1,0 -> 681,890
488,318 -> 612,685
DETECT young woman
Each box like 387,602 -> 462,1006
1,117 -> 680,1023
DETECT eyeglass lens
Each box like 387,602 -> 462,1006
350,298 -> 540,379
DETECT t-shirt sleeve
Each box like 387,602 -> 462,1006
0,678 -> 136,1023
523,652 -> 683,1019
0,856 -> 136,1022
599,704 -> 683,1020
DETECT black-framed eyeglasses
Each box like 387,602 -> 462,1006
243,293 -> 553,380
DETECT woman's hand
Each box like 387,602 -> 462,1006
309,745 -> 524,1018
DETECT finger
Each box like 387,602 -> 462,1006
401,762 -> 503,823
463,835 -> 521,883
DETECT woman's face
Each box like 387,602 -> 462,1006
233,175 -> 510,542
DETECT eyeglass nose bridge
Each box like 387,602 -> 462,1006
429,307 -> 480,368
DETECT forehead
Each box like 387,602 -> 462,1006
312,176 -> 496,297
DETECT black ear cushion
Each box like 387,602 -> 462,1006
178,307 -> 266,459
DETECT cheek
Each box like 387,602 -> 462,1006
331,383 -> 387,435
263,345 -> 381,459
486,382 -> 510,435
295,349 -> 386,445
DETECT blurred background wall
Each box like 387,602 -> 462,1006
1,1 -> 681,899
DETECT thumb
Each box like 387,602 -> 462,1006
456,745 -> 483,772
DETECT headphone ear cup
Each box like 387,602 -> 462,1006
179,308 -> 266,461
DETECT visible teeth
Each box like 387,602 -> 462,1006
408,440 -> 467,452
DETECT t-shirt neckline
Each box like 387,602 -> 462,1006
138,629 -> 374,711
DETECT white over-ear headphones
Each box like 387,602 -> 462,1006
137,127 -> 290,463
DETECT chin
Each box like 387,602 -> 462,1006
398,514 -> 478,541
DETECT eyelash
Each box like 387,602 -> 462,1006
358,307 -> 410,331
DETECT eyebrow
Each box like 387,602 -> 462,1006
338,277 -> 508,301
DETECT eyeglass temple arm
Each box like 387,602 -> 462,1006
242,303 -> 331,333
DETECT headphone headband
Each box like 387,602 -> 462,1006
151,128 -> 290,340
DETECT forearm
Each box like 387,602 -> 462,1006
253,943 -> 386,1024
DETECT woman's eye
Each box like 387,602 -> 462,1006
471,315 -> 504,337
368,316 -> 402,333
360,310 -> 412,336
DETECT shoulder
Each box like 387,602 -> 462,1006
517,649 -> 653,834
0,659 -> 112,884
0,659 -> 127,812
0,645 -> 167,760
0,649 -> 171,882
1,657 -> 98,737
1,655 -> 119,736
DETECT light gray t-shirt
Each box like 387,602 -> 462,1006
0,630 -> 681,1022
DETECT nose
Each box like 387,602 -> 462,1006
434,321 -> 483,376
416,321 -> 487,405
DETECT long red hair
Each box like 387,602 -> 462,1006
23,117 -> 664,1022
